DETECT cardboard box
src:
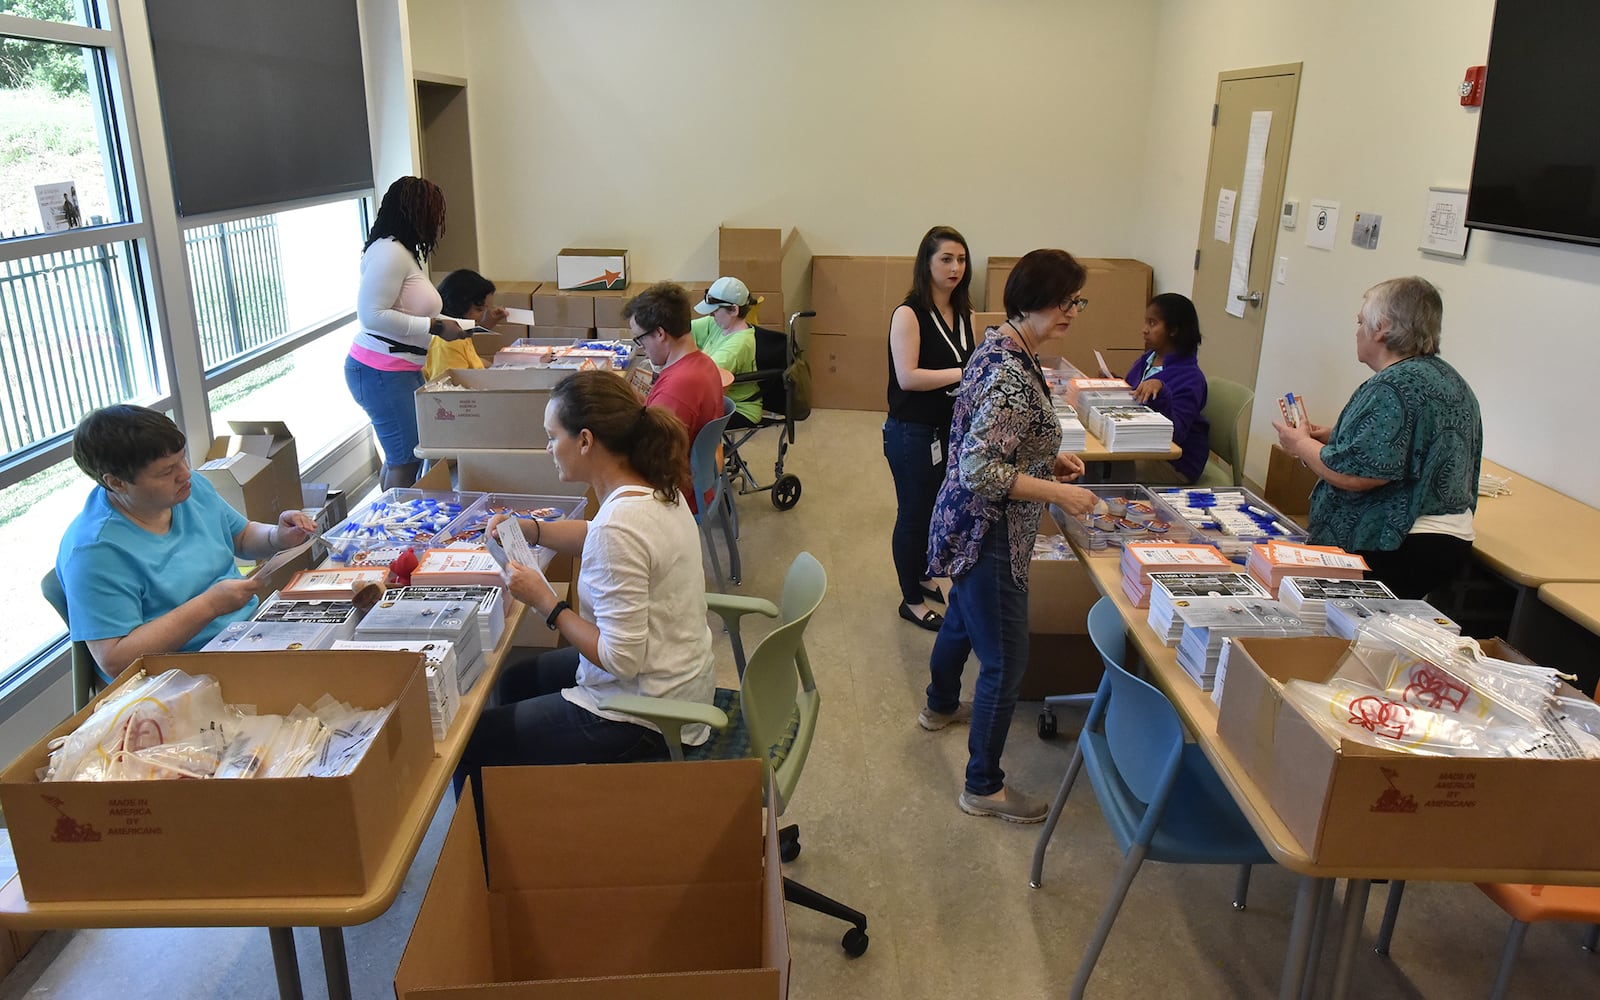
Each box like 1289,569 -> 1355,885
395,759 -> 788,999
1265,444 -> 1320,523
1217,636 -> 1600,871
591,290 -> 629,330
719,227 -> 784,293
810,256 -> 915,339
0,650 -> 432,902
1021,511 -> 1105,699
808,331 -> 886,411
985,257 -> 1153,376
532,289 -> 598,328
417,368 -> 582,450
555,249 -> 629,291
198,420 -> 301,524
489,281 -> 539,311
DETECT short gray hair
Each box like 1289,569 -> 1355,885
1360,276 -> 1443,357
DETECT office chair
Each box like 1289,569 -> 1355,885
1030,596 -> 1272,998
597,552 -> 869,956
1196,376 -> 1254,488
40,568 -> 108,712
690,397 -> 740,589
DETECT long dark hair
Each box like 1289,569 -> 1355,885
1148,292 -> 1202,355
550,371 -> 688,504
907,225 -> 974,318
365,176 -> 446,265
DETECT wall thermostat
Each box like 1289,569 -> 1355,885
1281,199 -> 1300,230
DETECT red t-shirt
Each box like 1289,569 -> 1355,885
646,349 -> 725,514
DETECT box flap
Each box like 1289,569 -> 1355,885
558,248 -> 629,257
394,785 -> 497,997
399,971 -> 777,999
481,759 -> 762,891
197,452 -> 272,479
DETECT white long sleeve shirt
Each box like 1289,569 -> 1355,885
349,237 -> 441,370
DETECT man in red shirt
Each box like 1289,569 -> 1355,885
625,282 -> 726,513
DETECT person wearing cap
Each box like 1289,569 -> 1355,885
690,276 -> 763,427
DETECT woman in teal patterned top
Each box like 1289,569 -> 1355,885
1273,276 -> 1481,599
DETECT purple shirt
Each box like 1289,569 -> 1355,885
1125,350 -> 1210,482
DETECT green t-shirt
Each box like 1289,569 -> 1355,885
691,315 -> 761,422
1308,354 -> 1482,553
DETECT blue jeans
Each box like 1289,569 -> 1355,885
344,355 -> 423,465
926,517 -> 1031,796
883,417 -> 948,606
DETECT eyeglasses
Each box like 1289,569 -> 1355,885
1063,296 -> 1089,313
706,298 -> 736,311
631,330 -> 654,348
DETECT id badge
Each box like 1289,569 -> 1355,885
931,439 -> 943,466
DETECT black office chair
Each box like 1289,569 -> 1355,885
40,569 -> 108,712
724,311 -> 813,511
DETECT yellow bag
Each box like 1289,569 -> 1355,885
423,336 -> 485,381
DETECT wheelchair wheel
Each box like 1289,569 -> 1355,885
772,474 -> 802,510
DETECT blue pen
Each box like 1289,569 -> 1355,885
1285,392 -> 1298,426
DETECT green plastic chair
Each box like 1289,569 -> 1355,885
597,551 -> 869,956
1196,376 -> 1255,487
39,568 -> 108,712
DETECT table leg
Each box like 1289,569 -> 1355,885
1279,876 -> 1326,1000
1507,584 -> 1535,650
1298,878 -> 1337,1000
1329,878 -> 1372,1000
268,927 -> 304,1000
320,926 -> 352,1000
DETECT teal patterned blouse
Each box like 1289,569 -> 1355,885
1308,355 -> 1482,553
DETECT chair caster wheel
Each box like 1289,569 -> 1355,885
1038,708 -> 1059,740
772,474 -> 801,510
778,826 -> 801,863
841,926 -> 869,957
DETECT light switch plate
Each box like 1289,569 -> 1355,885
1275,257 -> 1288,284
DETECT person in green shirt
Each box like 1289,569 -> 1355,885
690,276 -> 763,426
1273,276 -> 1482,599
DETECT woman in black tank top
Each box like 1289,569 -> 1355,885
885,226 -> 977,630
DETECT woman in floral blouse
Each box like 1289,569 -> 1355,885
920,249 -> 1099,824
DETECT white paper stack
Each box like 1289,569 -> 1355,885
1277,577 -> 1396,631
1121,541 -> 1234,609
1092,405 -> 1174,452
1054,402 -> 1087,451
1246,541 -> 1369,594
410,549 -> 506,588
331,639 -> 460,740
354,599 -> 484,694
203,598 -> 362,651
1064,378 -> 1132,409
1175,599 -> 1312,690
387,585 -> 507,655
1147,572 -> 1270,646
1325,598 -> 1460,640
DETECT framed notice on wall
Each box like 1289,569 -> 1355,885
1419,187 -> 1470,259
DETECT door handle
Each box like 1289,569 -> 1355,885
1234,290 -> 1263,307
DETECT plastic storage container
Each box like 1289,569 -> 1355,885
321,489 -> 484,565
434,492 -> 589,549
1052,484 -> 1191,554
1146,486 -> 1308,562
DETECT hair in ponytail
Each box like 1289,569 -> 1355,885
549,371 -> 688,503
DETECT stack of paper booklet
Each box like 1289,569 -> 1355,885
1175,598 -> 1312,690
388,584 -> 507,654
1091,405 -> 1174,452
1324,598 -> 1461,640
1246,541 -> 1368,593
1147,571 -> 1270,646
202,598 -> 361,651
1276,577 -> 1396,631
1121,541 -> 1233,608
353,599 -> 485,694
278,566 -> 389,602
1064,377 -> 1132,409
1054,402 -> 1086,451
331,638 -> 461,741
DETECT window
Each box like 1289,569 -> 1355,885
1,455 -> 92,671
207,327 -> 369,469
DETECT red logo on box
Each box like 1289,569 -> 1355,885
43,794 -> 102,842
1370,766 -> 1418,815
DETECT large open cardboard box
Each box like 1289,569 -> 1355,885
416,369 -> 580,451
198,420 -> 301,523
810,255 -> 915,340
394,759 -> 789,999
0,650 -> 431,902
1218,636 -> 1600,871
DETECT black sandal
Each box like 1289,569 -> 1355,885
899,603 -> 943,631
919,582 -> 946,605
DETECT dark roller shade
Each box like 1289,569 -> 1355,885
145,0 -> 374,217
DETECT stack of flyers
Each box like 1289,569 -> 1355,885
1120,541 -> 1233,608
1246,541 -> 1368,593
1277,392 -> 1308,428
1175,599 -> 1312,690
1324,598 -> 1460,640
1147,571 -> 1270,646
1277,576 -> 1395,630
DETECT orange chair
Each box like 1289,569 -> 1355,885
1474,883 -> 1600,999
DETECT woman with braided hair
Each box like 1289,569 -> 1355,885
456,370 -> 715,782
345,176 -> 467,487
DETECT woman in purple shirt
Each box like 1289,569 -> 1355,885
1125,292 -> 1210,484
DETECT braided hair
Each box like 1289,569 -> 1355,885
365,176 -> 446,265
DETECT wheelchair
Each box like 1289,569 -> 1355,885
723,310 -> 813,511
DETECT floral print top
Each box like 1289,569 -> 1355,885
927,327 -> 1062,589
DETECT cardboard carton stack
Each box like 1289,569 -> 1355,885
809,254 -> 915,410
476,281 -> 541,361
985,257 -> 1154,377
720,226 -> 795,331
197,421 -> 301,525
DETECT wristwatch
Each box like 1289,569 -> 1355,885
545,600 -> 572,630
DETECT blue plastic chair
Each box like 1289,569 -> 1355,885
690,397 -> 739,589
1038,595 -> 1127,738
1031,596 -> 1273,998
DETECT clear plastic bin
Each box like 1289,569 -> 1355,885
321,488 -> 485,565
434,492 -> 589,549
1051,484 -> 1192,554
1145,486 -> 1307,562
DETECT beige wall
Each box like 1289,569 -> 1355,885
1136,0 -> 1600,505
409,0 -> 467,79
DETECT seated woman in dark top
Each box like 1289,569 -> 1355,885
1125,292 -> 1209,484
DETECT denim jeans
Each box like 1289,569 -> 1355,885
883,417 -> 948,605
344,355 -> 423,465
926,516 -> 1031,796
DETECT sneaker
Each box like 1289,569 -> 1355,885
959,786 -> 1049,824
918,701 -> 972,731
